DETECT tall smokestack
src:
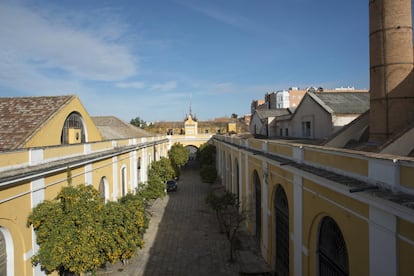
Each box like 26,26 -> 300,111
369,0 -> 414,142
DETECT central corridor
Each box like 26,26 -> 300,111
105,161 -> 245,275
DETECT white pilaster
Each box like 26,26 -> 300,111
369,206 -> 397,276
293,174 -> 303,276
262,161 -> 269,258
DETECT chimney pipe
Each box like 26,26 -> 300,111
369,0 -> 414,143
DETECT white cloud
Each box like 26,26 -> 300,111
0,2 -> 138,95
151,81 -> 177,91
115,81 -> 146,89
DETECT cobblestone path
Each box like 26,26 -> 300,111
103,161 -> 242,275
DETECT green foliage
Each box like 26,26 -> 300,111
197,143 -> 216,166
168,143 -> 189,177
200,165 -> 217,183
137,174 -> 166,200
27,184 -> 149,275
130,117 -> 147,128
198,143 -> 217,183
148,157 -> 175,182
206,191 -> 245,262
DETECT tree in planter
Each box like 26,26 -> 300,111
200,164 -> 217,183
205,191 -> 247,262
168,143 -> 189,178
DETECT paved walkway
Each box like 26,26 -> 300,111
100,160 -> 271,275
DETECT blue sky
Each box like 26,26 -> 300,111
0,0 -> 369,122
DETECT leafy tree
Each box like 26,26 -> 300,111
197,143 -> 216,167
168,143 -> 189,177
27,184 -> 149,275
27,185 -> 108,275
148,157 -> 175,182
206,192 -> 247,262
138,173 -> 166,200
130,117 -> 147,128
200,165 -> 217,183
231,113 -> 238,119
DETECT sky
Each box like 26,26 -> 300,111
0,0 -> 369,122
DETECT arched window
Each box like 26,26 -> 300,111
61,112 -> 86,144
0,231 -> 6,275
99,177 -> 109,202
274,185 -> 289,276
121,167 -> 127,196
253,170 -> 261,241
236,161 -> 240,202
318,216 -> 349,276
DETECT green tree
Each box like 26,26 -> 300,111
206,192 -> 247,262
148,157 -> 175,182
130,117 -> 147,128
231,113 -> 238,119
168,143 -> 189,177
27,184 -> 149,275
27,185 -> 108,275
197,143 -> 216,167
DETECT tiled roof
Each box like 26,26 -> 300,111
0,95 -> 74,150
309,92 -> 370,114
92,116 -> 154,140
255,109 -> 291,120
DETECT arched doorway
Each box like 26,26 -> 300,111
274,185 -> 289,276
121,167 -> 127,196
253,170 -> 261,241
236,161 -> 240,202
318,216 -> 349,276
0,227 -> 14,276
98,177 -> 109,202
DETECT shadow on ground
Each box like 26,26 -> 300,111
101,160 -> 271,275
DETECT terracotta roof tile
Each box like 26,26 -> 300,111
0,95 -> 73,150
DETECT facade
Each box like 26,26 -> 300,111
0,95 -> 169,275
286,92 -> 369,139
214,135 -> 414,275
249,109 -> 292,137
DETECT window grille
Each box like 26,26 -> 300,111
275,186 -> 289,276
318,217 -> 349,276
253,171 -> 262,241
61,112 -> 85,144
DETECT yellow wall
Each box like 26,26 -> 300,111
0,151 -> 29,167
401,164 -> 414,189
398,218 -> 414,275
302,178 -> 369,276
304,148 -> 368,176
23,96 -> 103,148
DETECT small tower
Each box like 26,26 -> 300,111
184,95 -> 198,136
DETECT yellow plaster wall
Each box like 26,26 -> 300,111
0,193 -> 33,275
23,96 -> 103,148
266,171 -> 294,271
302,179 -> 369,276
397,217 -> 414,275
43,144 -> 84,160
44,172 -> 70,200
91,141 -> 113,152
0,151 -> 29,168
400,164 -> 414,189
248,139 -> 263,151
0,183 -> 30,202
91,158 -> 115,197
268,142 -> 293,158
304,149 -> 368,176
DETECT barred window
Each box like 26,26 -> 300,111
318,216 -> 349,276
61,112 -> 85,144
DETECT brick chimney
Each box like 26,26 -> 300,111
369,0 -> 414,142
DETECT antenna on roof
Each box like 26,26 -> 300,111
189,93 -> 193,117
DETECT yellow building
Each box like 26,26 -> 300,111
214,136 -> 414,275
0,95 -> 169,275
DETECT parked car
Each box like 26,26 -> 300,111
166,179 -> 178,192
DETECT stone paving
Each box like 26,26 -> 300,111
100,161 -> 271,276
